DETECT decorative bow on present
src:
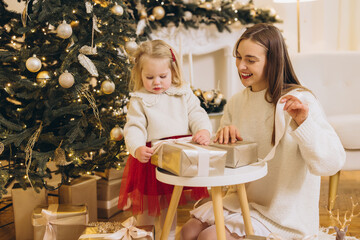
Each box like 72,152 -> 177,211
79,217 -> 153,240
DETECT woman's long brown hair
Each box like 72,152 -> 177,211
233,23 -> 309,144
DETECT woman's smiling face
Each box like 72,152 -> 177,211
235,39 -> 268,92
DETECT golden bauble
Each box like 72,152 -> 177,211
36,71 -> 51,85
194,89 -> 202,97
214,97 -> 222,105
56,20 -> 73,39
70,20 -> 80,28
101,80 -> 115,94
89,77 -> 97,87
26,55 -> 42,72
58,71 -> 75,88
203,91 -> 214,102
110,125 -> 123,141
125,40 -> 138,54
183,11 -> 193,21
202,2 -> 213,10
152,6 -> 165,20
216,93 -> 224,100
140,9 -> 148,19
148,15 -> 156,21
111,4 -> 124,16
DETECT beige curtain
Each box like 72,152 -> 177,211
337,0 -> 360,50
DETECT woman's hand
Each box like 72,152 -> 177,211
280,95 -> 309,126
213,125 -> 243,144
135,146 -> 154,163
192,129 -> 211,145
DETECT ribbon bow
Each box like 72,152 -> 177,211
32,204 -> 88,240
79,217 -> 153,240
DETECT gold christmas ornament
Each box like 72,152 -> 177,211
194,89 -> 202,97
111,4 -> 124,16
216,93 -> 224,100
59,70 -> 75,88
183,11 -> 193,21
152,6 -> 165,20
101,80 -> 115,94
125,40 -> 138,54
26,55 -> 42,72
202,2 -> 213,10
36,71 -> 51,85
110,125 -> 124,141
140,9 -> 148,19
89,77 -> 98,87
70,20 -> 80,28
148,15 -> 156,21
56,20 -> 73,39
203,91 -> 214,102
214,97 -> 222,105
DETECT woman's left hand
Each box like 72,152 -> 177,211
280,95 -> 309,126
192,129 -> 211,145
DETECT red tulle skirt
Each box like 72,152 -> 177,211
118,135 -> 210,217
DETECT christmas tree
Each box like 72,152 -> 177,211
0,0 -> 143,198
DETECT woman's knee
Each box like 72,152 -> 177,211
197,225 -> 217,240
180,218 -> 207,240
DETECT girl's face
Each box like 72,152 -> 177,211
141,57 -> 172,94
235,39 -> 268,92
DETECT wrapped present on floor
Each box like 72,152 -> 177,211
78,216 -> 154,240
151,137 -> 226,177
211,141 -> 258,168
59,175 -> 98,222
97,178 -> 122,218
12,183 -> 48,240
32,204 -> 88,240
95,168 -> 124,181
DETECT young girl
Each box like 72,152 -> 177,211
117,40 -> 212,239
181,23 -> 345,239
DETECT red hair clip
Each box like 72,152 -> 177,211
170,48 -> 176,62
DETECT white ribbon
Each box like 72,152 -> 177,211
32,204 -> 88,240
266,233 -> 317,240
151,137 -> 210,176
79,217 -> 153,240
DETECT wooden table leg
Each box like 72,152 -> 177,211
211,186 -> 227,240
236,184 -> 254,236
160,185 -> 183,240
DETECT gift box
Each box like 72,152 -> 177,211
32,204 -> 88,240
151,138 -> 226,177
59,175 -> 98,222
97,178 -> 122,218
11,183 -> 48,240
95,168 -> 124,180
211,141 -> 258,168
78,217 -> 154,240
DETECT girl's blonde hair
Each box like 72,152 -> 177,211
129,40 -> 183,92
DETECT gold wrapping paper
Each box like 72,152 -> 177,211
59,176 -> 98,222
95,168 -> 124,180
97,178 -> 122,201
211,141 -> 258,168
32,204 -> 88,240
11,183 -> 48,240
151,140 -> 226,177
97,196 -> 121,219
78,217 -> 154,240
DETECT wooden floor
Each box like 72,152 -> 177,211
1,171 -> 360,239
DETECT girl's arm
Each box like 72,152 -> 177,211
124,98 -> 148,157
286,92 -> 345,176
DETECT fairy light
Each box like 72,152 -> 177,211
13,57 -> 17,60
41,57 -> 46,61
31,29 -> 36,33
7,83 -> 11,87
77,98 -> 82,102
72,9 -> 76,13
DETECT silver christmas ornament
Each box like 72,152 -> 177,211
26,55 -> 42,72
56,20 -> 73,39
111,4 -> 124,16
59,70 -> 75,88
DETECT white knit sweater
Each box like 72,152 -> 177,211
220,88 -> 345,238
124,84 -> 213,156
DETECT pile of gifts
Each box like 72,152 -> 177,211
151,136 -> 259,177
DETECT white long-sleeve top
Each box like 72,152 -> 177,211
221,88 -> 345,238
124,84 -> 212,156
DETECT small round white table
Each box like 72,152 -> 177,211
156,162 -> 267,240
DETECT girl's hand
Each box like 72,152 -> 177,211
213,125 -> 243,144
280,95 -> 309,126
192,129 -> 211,145
135,146 -> 154,163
